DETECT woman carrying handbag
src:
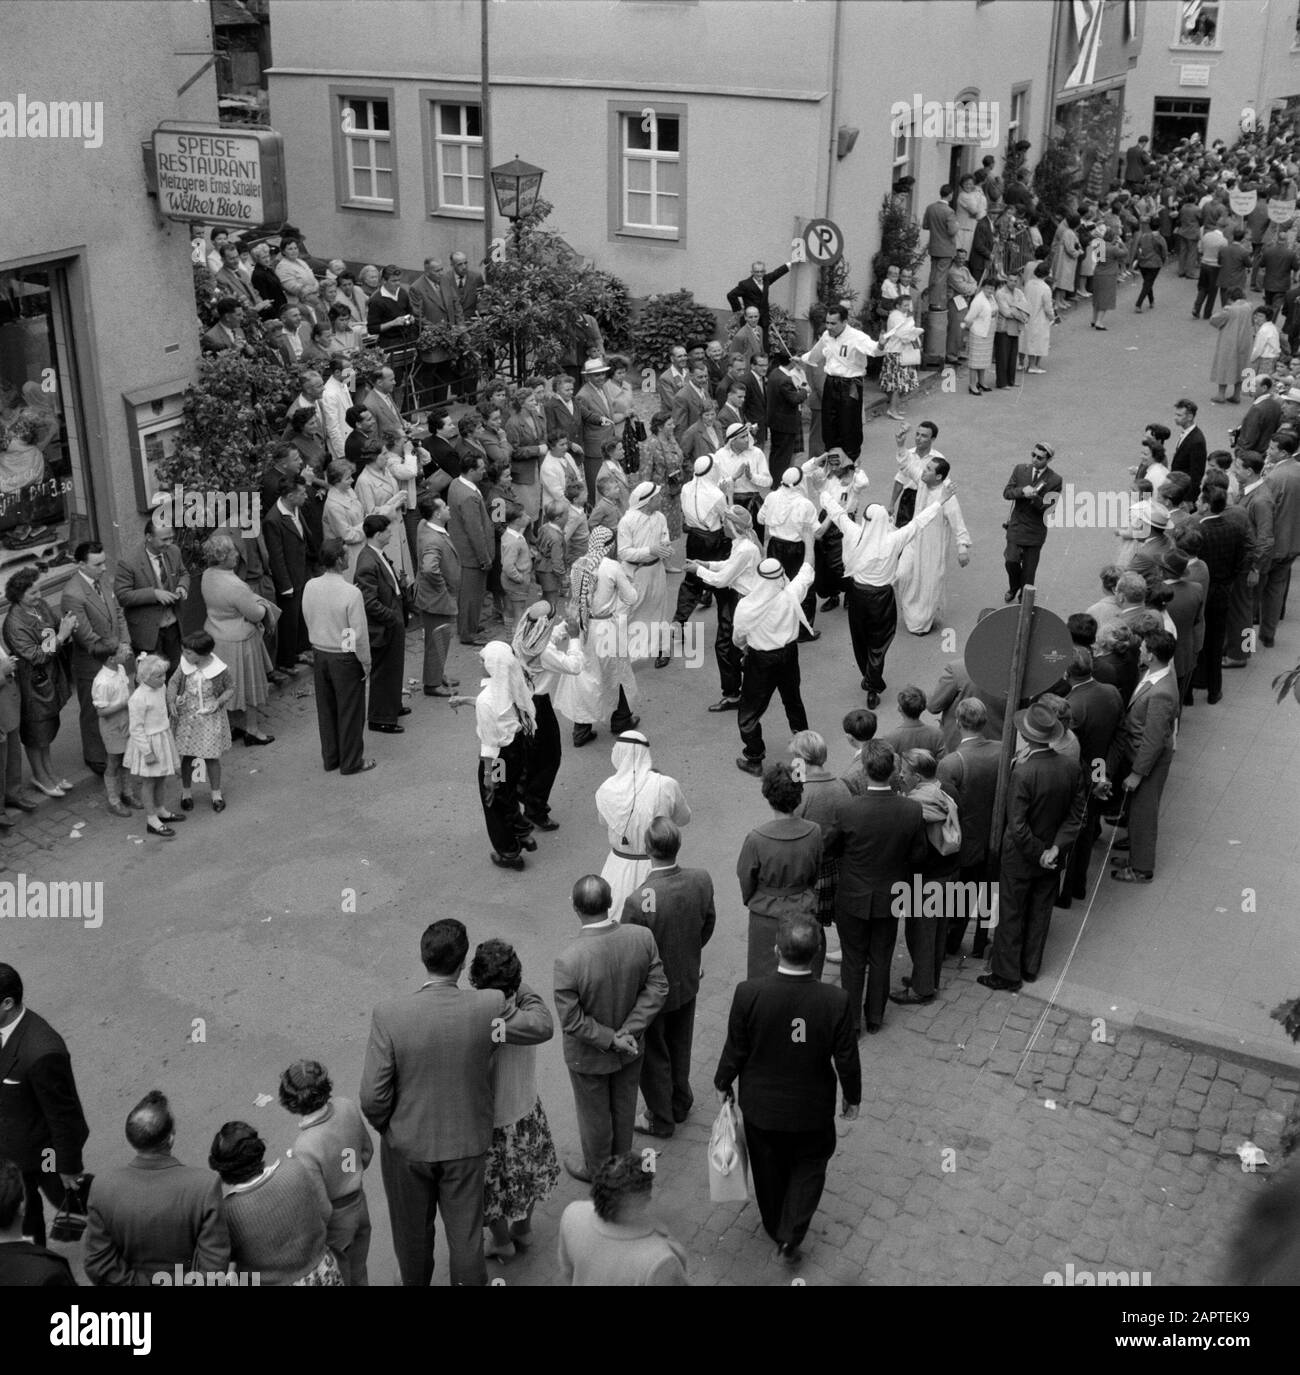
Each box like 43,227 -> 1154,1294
879,297 -> 924,422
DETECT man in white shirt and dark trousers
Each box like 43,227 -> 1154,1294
820,485 -> 955,709
799,305 -> 878,461
673,455 -> 730,627
688,505 -> 763,713
302,539 -> 374,775
760,467 -> 820,639
733,538 -> 815,775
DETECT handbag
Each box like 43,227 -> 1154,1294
899,345 -> 922,367
49,1174 -> 93,1242
708,1098 -> 750,1202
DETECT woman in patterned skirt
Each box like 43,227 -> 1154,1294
469,939 -> 560,1262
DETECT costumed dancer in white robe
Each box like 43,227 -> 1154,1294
895,456 -> 972,634
552,525 -> 640,749
617,482 -> 674,667
594,730 -> 691,918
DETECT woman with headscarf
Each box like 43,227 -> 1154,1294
617,482 -> 674,669
512,601 -> 583,831
553,526 -> 639,748
448,640 -> 537,870
595,730 -> 691,917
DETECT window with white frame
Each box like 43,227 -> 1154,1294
621,112 -> 681,236
434,102 -> 484,212
1175,0 -> 1219,46
340,96 -> 393,207
890,113 -> 916,211
1008,87 -> 1027,144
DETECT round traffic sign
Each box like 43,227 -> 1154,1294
803,218 -> 844,266
964,604 -> 1074,702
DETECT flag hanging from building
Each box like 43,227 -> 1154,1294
1064,0 -> 1105,90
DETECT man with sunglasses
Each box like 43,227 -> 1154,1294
1002,443 -> 1063,603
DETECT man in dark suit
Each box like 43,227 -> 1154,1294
979,702 -> 1084,991
921,186 -> 960,312
1002,441 -> 1063,603
61,540 -> 132,775
0,965 -> 89,1248
415,493 -> 460,695
1160,550 -> 1207,690
927,646 -> 1006,751
1234,375 -> 1283,458
444,250 -> 483,317
1058,650 -> 1124,907
829,740 -> 930,1034
938,698 -> 1002,956
354,515 -> 408,734
1102,630 -> 1180,884
0,1158 -> 75,1285
262,473 -> 319,674
554,875 -> 668,1182
360,919 -> 552,1287
703,340 -> 728,394
713,354 -> 750,412
447,453 -> 494,645
741,354 -> 770,448
621,818 -> 716,1139
1191,484 -> 1248,701
409,256 -> 462,407
84,1089 -> 228,1286
726,258 -> 794,342
714,914 -> 860,1262
1171,399 -> 1208,497
767,357 -> 809,470
114,515 -> 190,674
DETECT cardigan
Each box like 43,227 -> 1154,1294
220,1156 -> 330,1286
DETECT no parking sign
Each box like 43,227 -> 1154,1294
801,218 -> 845,267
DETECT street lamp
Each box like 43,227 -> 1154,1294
490,156 -> 545,256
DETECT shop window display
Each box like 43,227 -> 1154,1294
0,266 -> 93,574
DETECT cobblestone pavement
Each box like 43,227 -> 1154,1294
426,965 -> 1298,1289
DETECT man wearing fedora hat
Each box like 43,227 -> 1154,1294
1002,442 -> 1062,604
687,505 -> 763,713
576,358 -> 615,508
978,700 -> 1084,992
731,537 -> 815,775
1128,503 -> 1175,592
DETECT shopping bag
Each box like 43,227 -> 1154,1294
708,1098 -> 750,1202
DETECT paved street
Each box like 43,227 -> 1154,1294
9,261 -> 1300,1285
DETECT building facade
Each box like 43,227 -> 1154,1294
1121,0 -> 1300,153
0,1 -> 217,585
267,0 -> 1064,323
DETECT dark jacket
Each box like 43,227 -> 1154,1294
1063,678 -> 1125,775
726,264 -> 789,337
353,544 -> 405,650
1171,425 -> 1207,495
1003,463 -> 1063,548
936,736 -> 1001,867
114,543 -> 191,654
621,865 -> 716,1011
767,366 -> 808,437
0,1008 -> 88,1175
1161,578 -> 1206,677
714,973 -> 861,1131
84,1153 -> 230,1286
0,1241 -> 76,1287
830,789 -> 929,919
262,503 -> 318,597
736,818 -> 822,920
1003,749 -> 1084,863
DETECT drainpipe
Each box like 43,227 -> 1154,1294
825,0 -> 842,221
481,0 -> 493,274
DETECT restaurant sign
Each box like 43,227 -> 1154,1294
147,123 -> 286,227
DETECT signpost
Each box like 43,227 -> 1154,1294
965,591 -> 1074,861
146,123 -> 287,228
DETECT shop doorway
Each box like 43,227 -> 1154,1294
1151,97 -> 1210,155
